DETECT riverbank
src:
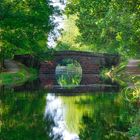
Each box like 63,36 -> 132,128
109,59 -> 140,139
0,60 -> 38,86
110,59 -> 140,87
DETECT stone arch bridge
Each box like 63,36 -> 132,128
14,51 -> 120,89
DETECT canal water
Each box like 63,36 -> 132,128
0,81 -> 134,140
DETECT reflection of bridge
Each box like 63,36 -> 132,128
4,79 -> 119,94
14,51 -> 120,87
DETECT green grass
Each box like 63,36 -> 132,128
0,65 -> 38,86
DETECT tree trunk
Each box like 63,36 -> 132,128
0,58 -> 4,72
0,48 -> 5,72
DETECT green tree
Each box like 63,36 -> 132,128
66,0 -> 140,57
0,0 -> 53,69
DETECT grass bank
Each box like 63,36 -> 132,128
0,64 -> 38,86
111,59 -> 140,87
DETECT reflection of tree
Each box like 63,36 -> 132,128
78,94 -> 133,140
61,95 -> 94,134
0,90 -> 52,140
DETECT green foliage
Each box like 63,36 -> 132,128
56,15 -> 82,51
123,87 -> 140,103
128,110 -> 140,138
99,68 -> 112,82
56,15 -> 95,52
121,87 -> 140,138
66,0 -> 140,57
0,0 -> 53,63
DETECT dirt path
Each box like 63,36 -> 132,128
4,59 -> 19,73
126,59 -> 140,76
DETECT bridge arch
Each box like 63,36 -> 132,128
14,51 -> 119,87
39,51 -> 119,86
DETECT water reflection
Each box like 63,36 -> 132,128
1,77 -> 119,95
45,94 -> 80,140
0,84 -> 135,140
0,71 -> 121,139
44,93 -> 131,140
0,90 -> 51,140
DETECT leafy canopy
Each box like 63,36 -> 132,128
66,0 -> 140,57
0,0 -> 52,61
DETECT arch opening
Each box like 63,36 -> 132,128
55,59 -> 82,88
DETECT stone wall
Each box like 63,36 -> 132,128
39,51 -> 119,86
39,51 -> 119,75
